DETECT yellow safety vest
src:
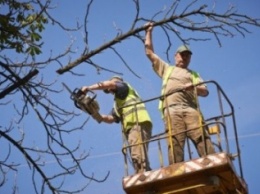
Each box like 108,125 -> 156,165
159,66 -> 200,113
114,84 -> 152,132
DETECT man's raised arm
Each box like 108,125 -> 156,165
144,22 -> 159,65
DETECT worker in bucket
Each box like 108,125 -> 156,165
81,76 -> 153,173
144,22 -> 215,164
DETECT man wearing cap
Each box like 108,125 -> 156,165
81,76 -> 152,173
144,22 -> 215,164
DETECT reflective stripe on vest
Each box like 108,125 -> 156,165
114,83 -> 151,131
159,66 -> 200,113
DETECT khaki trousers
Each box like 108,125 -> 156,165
127,121 -> 152,173
164,105 -> 215,164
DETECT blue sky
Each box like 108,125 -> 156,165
1,0 -> 260,193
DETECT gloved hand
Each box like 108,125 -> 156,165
75,89 -> 85,99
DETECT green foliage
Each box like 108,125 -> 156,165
0,0 -> 48,56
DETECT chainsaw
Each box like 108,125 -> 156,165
62,83 -> 102,123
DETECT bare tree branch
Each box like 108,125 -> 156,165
1,0 -> 260,193
56,1 -> 260,74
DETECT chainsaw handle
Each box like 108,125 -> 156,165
71,88 -> 97,109
71,88 -> 96,100
85,89 -> 97,103
71,89 -> 84,100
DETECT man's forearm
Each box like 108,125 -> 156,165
145,28 -> 160,65
81,80 -> 116,93
145,31 -> 154,56
101,114 -> 115,123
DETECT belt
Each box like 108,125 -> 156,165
163,103 -> 195,112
